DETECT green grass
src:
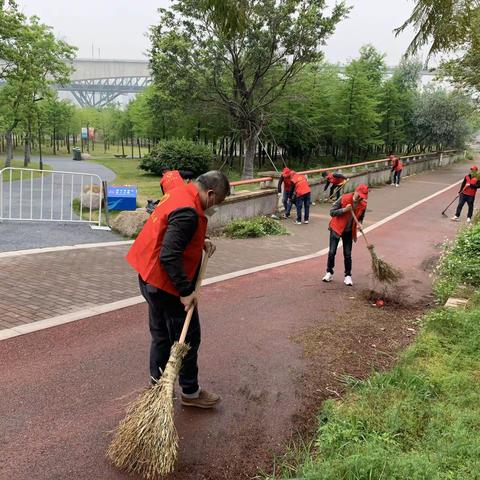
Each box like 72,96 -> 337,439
268,217 -> 480,480
1,160 -> 51,181
223,216 -> 288,238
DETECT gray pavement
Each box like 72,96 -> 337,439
0,156 -> 121,251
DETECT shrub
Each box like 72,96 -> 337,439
223,216 -> 287,239
433,223 -> 480,302
139,138 -> 212,176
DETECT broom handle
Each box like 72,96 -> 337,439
179,253 -> 210,345
328,179 -> 349,201
351,209 -> 371,248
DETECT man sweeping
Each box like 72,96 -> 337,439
160,168 -> 195,194
390,152 -> 403,187
289,171 -> 311,224
322,171 -> 347,200
322,184 -> 368,286
452,165 -> 479,223
277,167 -> 295,218
126,170 -> 230,409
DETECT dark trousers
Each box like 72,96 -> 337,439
455,193 -> 475,219
296,193 -> 311,222
139,277 -> 200,395
283,190 -> 294,217
393,170 -> 402,184
327,230 -> 353,276
330,184 -> 341,200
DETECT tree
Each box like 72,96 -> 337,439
396,0 -> 480,95
411,88 -> 474,151
149,0 -> 349,178
0,11 -> 76,166
336,46 -> 384,160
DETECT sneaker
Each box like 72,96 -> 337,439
322,272 -> 333,282
467,217 -> 472,223
395,184 -> 399,187
304,220 -> 309,224
282,214 -> 290,219
181,389 -> 221,409
344,275 -> 353,286
293,220 -> 302,225
451,216 -> 459,221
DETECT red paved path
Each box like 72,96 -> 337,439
0,184 -> 464,480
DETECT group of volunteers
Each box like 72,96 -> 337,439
123,154 -> 478,411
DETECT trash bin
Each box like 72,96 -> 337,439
72,148 -> 82,161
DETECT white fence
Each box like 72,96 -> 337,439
0,167 -> 105,228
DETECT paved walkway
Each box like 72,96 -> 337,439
0,158 -> 474,331
0,180 -> 464,480
0,156 -> 121,252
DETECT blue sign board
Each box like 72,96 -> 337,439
107,185 -> 137,211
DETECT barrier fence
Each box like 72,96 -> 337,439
0,167 -> 104,228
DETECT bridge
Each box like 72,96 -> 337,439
0,58 -> 437,108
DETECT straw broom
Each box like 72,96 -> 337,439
107,254 -> 210,479
328,179 -> 349,202
351,210 -> 402,284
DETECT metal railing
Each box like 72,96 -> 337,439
229,150 -> 459,191
0,167 -> 104,227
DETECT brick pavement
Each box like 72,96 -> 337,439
0,159 -> 475,330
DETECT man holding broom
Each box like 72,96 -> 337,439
322,184 -> 368,286
451,165 -> 479,223
322,171 -> 348,200
126,170 -> 230,409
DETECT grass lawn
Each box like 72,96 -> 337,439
1,160 -> 51,182
269,222 -> 480,480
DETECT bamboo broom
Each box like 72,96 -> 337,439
328,179 -> 349,202
351,210 -> 402,284
107,254 -> 210,479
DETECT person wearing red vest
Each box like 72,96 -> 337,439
289,172 -> 311,224
160,168 -> 195,195
390,152 -> 403,187
322,171 -> 348,200
126,170 -> 230,408
277,167 -> 295,218
452,166 -> 479,223
322,184 -> 369,286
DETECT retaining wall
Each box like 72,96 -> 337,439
207,151 -> 464,232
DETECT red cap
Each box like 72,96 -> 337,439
471,166 -> 478,171
355,184 -> 369,200
282,167 -> 291,176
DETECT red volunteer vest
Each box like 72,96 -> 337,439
463,175 -> 478,197
282,172 -> 293,190
126,183 -> 207,295
160,170 -> 184,193
391,157 -> 403,172
291,173 -> 311,196
329,193 -> 367,241
327,173 -> 344,186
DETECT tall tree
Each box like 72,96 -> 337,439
149,0 -> 349,178
0,12 -> 76,166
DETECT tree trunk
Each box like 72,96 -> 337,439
137,138 -> 141,158
24,132 -> 31,167
121,138 -> 125,157
242,131 -> 258,179
5,130 -> 14,167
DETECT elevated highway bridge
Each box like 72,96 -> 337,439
0,58 -> 436,108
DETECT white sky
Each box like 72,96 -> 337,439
18,0 -> 420,65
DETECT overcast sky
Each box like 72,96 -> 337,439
18,0 -> 420,65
